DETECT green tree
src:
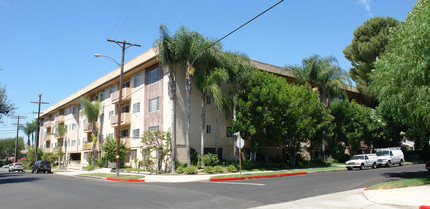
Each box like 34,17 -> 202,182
22,120 -> 37,146
141,129 -> 172,172
371,0 -> 430,145
25,146 -> 43,167
102,136 -> 128,164
285,54 -> 350,105
343,17 -> 399,106
79,97 -> 100,166
0,84 -> 15,119
155,24 -> 179,172
0,137 -> 25,161
195,67 -> 228,166
52,124 -> 67,168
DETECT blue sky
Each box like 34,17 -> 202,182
0,0 -> 416,141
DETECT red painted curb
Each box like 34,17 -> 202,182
420,206 -> 430,209
106,178 -> 145,183
209,172 -> 308,182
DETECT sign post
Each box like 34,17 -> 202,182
234,132 -> 244,175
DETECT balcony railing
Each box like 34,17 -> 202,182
54,115 -> 65,124
82,142 -> 93,151
84,122 -> 96,133
43,121 -> 52,128
110,88 -> 132,104
110,113 -> 131,127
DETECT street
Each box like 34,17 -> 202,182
0,164 -> 427,209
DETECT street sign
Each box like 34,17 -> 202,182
236,138 -> 245,149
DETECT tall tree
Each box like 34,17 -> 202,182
0,84 -> 15,120
155,24 -> 179,172
343,17 -> 399,106
371,0 -> 430,145
173,26 -> 221,167
21,120 -> 37,147
195,67 -> 228,166
79,97 -> 100,166
285,54 -> 351,105
52,124 -> 67,168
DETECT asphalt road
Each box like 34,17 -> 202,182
0,164 -> 427,209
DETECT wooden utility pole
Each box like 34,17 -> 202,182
11,115 -> 27,162
31,94 -> 49,162
107,39 -> 140,176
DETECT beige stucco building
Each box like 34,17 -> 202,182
38,47 -> 362,169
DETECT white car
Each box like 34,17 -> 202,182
8,162 -> 24,172
375,147 -> 404,167
2,164 -> 12,169
346,154 -> 377,170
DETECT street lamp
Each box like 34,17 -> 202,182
94,53 -> 123,177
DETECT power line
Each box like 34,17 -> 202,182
108,0 -> 130,39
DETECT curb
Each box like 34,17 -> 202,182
106,178 -> 145,183
420,206 -> 430,209
210,172 -> 307,182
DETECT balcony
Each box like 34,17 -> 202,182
84,122 -> 97,133
54,115 -> 65,124
111,113 -> 131,127
45,135 -> 52,141
110,88 -> 132,104
82,142 -> 93,151
43,121 -> 52,128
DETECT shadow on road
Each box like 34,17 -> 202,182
0,172 -> 41,184
381,170 -> 429,179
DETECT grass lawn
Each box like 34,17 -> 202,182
80,173 -> 145,179
52,170 -> 72,173
368,176 -> 430,190
210,166 -> 344,179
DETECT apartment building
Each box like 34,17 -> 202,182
38,47 -> 362,169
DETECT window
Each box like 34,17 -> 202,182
122,104 -> 130,113
121,129 -> 129,138
100,91 -> 105,101
72,107 -> 76,114
133,102 -> 140,113
149,68 -> 159,84
206,125 -> 211,134
133,74 -> 141,87
226,127 -> 233,137
100,114 -> 104,122
148,126 -> 159,132
122,81 -> 130,88
65,108 -> 69,115
108,133 -> 114,138
109,86 -> 115,97
130,150 -> 137,161
149,97 -> 159,112
133,129 -> 140,139
109,111 -> 114,118
206,96 -> 211,105
71,140 -> 76,146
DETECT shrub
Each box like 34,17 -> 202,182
184,166 -> 198,175
241,160 -> 257,170
204,166 -> 214,173
203,153 -> 219,167
214,165 -> 223,173
190,148 -> 198,166
176,166 -> 185,174
82,165 -> 96,171
226,164 -> 238,172
96,158 -> 105,168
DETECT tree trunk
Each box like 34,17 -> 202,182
215,108 -> 220,154
289,151 -> 297,167
200,94 -> 206,168
168,71 -> 177,172
185,62 -> 192,167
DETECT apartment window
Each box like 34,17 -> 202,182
206,125 -> 211,134
122,104 -> 130,113
149,97 -> 159,112
206,96 -> 211,105
100,91 -> 105,101
133,74 -> 141,87
83,119 -> 88,125
133,129 -> 140,139
122,81 -> 130,88
65,108 -> 69,115
149,68 -> 159,84
148,126 -> 159,132
71,140 -> 76,146
226,127 -> 233,137
121,129 -> 129,138
108,133 -> 114,138
109,86 -> 115,97
109,111 -> 114,118
83,137 -> 87,143
133,102 -> 140,113
72,107 -> 76,114
130,150 -> 137,161
100,114 -> 104,122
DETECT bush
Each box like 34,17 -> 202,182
214,165 -> 223,173
203,153 -> 219,167
96,158 -> 105,168
190,148 -> 198,166
204,166 -> 214,173
176,166 -> 185,174
241,160 -> 257,170
226,164 -> 238,172
184,166 -> 198,175
82,165 -> 96,171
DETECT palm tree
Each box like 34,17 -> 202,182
53,124 -> 67,168
79,97 -> 100,166
155,24 -> 179,172
285,54 -> 350,162
21,120 -> 37,147
285,54 -> 351,105
195,67 -> 229,166
174,26 -> 221,167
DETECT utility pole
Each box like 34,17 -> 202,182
31,94 -> 49,162
11,115 -> 27,162
107,39 -> 140,177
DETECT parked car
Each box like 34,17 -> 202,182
426,160 -> 430,174
2,164 -> 12,169
31,160 -> 52,174
8,162 -> 24,172
375,147 -> 404,167
346,154 -> 377,170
